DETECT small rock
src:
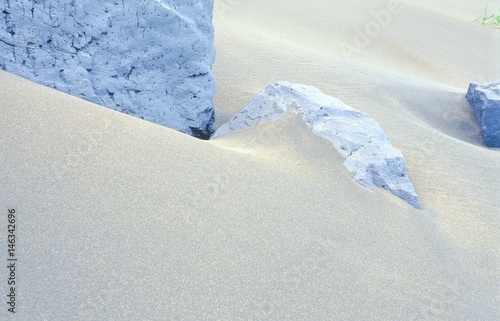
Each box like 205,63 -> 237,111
213,82 -> 421,209
466,80 -> 500,148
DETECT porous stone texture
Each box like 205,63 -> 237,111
213,82 -> 421,209
0,0 -> 216,139
466,80 -> 500,148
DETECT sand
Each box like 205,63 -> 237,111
1,0 -> 499,319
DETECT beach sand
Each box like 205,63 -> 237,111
1,0 -> 499,319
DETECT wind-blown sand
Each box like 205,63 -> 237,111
1,0 -> 499,319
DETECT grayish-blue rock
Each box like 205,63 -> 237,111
0,0 -> 216,139
213,82 -> 421,209
466,80 -> 500,148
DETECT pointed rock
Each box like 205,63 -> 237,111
213,82 -> 421,209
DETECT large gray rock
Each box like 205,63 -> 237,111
0,0 -> 216,139
213,82 -> 421,209
466,80 -> 500,148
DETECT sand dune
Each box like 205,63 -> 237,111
1,0 -> 499,319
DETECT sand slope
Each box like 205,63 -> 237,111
1,0 -> 499,319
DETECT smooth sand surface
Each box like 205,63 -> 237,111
1,0 -> 499,319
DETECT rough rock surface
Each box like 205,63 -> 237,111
0,0 -> 216,138
466,80 -> 500,148
213,82 -> 421,209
